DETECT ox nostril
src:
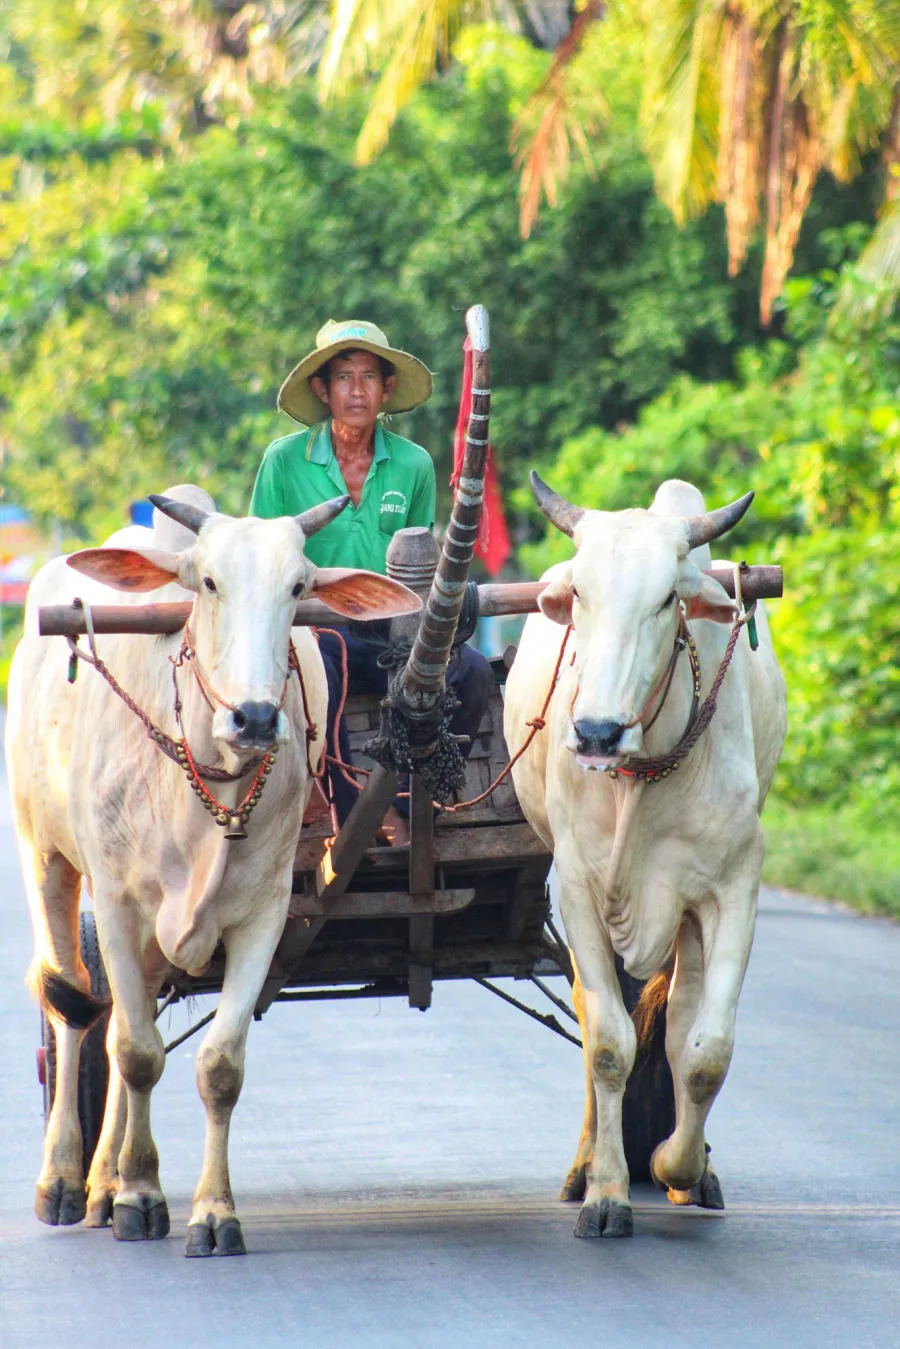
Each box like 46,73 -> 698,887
574,719 -> 625,756
233,701 -> 279,744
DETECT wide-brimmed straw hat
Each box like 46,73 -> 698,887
277,319 -> 433,426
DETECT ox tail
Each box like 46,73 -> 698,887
622,962 -> 675,1182
35,962 -> 111,1030
630,966 -> 671,1066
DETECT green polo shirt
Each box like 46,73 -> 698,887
249,420 -> 436,574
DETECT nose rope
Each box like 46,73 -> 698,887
63,601 -> 321,839
621,609 -> 695,733
565,603 -> 754,783
568,610 -> 693,738
179,621 -> 291,716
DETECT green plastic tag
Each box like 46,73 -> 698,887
745,607 -> 759,652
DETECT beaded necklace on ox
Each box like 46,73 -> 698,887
67,606 -> 322,842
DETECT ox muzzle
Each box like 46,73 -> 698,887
226,700 -> 282,751
570,717 -> 643,770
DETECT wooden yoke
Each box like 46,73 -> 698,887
38,568 -> 783,639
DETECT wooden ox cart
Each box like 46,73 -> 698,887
35,307 -> 783,1185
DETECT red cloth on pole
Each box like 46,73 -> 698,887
449,337 -> 511,577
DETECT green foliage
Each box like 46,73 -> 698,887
0,50 -> 768,537
0,6 -> 897,907
763,794 -> 900,918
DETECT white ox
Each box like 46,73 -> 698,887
6,487 -> 417,1257
504,475 -> 786,1238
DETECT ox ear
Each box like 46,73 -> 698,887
310,568 -> 423,620
67,547 -> 181,593
537,571 -> 575,626
681,570 -> 738,624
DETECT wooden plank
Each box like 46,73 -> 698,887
295,821 -> 549,879
254,916 -> 326,1016
289,888 -> 475,920
408,914 -> 434,1010
408,775 -> 434,896
283,939 -> 557,981
316,765 -> 399,898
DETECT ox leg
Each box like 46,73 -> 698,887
185,900 -> 289,1258
651,893 -> 756,1199
84,1011 -> 127,1227
560,883 -> 636,1239
560,973 -> 595,1203
19,843 -> 92,1226
97,919 -> 169,1242
38,1017 -> 89,1225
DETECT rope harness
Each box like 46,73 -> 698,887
66,600 -> 322,841
445,573 -> 757,804
64,562 -> 757,841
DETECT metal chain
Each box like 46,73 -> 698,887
610,611 -> 745,783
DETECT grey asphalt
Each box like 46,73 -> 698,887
1,752 -> 898,1348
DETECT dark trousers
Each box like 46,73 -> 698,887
316,626 -> 495,826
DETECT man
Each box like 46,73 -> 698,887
250,319 -> 494,845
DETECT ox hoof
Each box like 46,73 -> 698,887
84,1188 -> 115,1228
185,1217 -> 246,1259
560,1163 -> 588,1203
674,1161 -> 724,1211
574,1197 -> 633,1240
112,1198 -> 170,1242
35,1180 -> 86,1227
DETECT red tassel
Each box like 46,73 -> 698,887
450,337 -> 511,577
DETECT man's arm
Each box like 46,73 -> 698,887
249,447 -> 285,518
407,456 -> 436,531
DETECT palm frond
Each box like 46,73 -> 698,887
760,24 -> 821,325
318,0 -> 415,101
511,1 -> 606,237
717,11 -> 765,274
639,0 -> 725,225
857,198 -> 900,283
351,0 -> 464,164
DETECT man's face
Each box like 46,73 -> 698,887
311,351 -> 396,430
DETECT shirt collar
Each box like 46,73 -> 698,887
306,420 -> 391,465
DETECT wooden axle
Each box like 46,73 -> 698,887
38,564 -> 783,638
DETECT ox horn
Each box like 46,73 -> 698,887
529,471 -> 585,538
685,491 -> 755,549
296,495 -> 351,538
148,493 -> 211,536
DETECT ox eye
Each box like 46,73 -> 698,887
571,586 -> 580,601
660,590 -> 676,610
291,582 -> 304,599
203,576 -> 217,594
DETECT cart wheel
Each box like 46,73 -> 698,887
40,910 -> 111,1170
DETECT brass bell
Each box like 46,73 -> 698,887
224,813 -> 248,841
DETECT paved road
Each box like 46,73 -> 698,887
1,757 -> 898,1349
